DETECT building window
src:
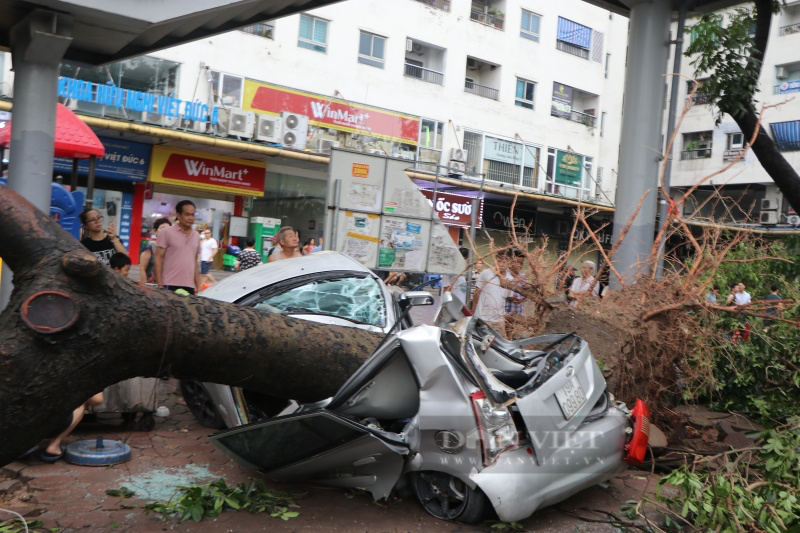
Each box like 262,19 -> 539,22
604,53 -> 610,78
240,22 -> 274,39
681,131 -> 713,160
556,17 -> 591,59
515,78 -> 535,109
727,132 -> 744,149
463,131 -> 483,176
210,71 -> 244,107
600,111 -> 607,137
418,119 -> 444,172
298,14 -> 328,53
358,31 -> 386,68
521,10 -> 541,42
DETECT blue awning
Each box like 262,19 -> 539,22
770,120 -> 800,152
557,17 -> 592,49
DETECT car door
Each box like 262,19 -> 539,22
209,410 -> 409,500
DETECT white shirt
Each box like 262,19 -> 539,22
200,237 -> 218,262
445,274 -> 468,304
734,291 -> 751,305
569,275 -> 599,307
474,269 -> 510,323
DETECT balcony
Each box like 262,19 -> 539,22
723,148 -> 746,161
680,148 -> 712,160
413,0 -> 450,11
780,22 -> 800,35
556,40 -> 589,60
405,63 -> 444,85
470,9 -> 504,30
569,110 -> 595,127
240,22 -> 274,39
687,93 -> 711,106
464,78 -> 499,100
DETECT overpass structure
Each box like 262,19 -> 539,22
0,0 -> 745,306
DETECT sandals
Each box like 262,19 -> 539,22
39,445 -> 66,463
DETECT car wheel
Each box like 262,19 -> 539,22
412,471 -> 492,523
179,380 -> 225,429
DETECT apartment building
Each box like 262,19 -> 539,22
667,1 -> 800,228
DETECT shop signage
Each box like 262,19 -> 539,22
53,137 -> 152,182
149,146 -> 266,197
551,82 -> 573,119
57,77 -> 220,125
243,80 -> 420,145
482,202 -> 536,232
484,137 -> 522,165
779,80 -> 800,94
555,151 -> 584,186
420,190 -> 483,228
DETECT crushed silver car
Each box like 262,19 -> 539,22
209,292 -> 651,524
181,252 -> 408,428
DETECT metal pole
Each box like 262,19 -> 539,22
85,155 -> 97,208
610,0 -> 672,287
466,172 -> 486,307
71,157 -> 79,191
1,10 -> 73,311
656,0 -> 689,279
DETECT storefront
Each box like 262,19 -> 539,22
142,146 -> 267,267
419,189 -> 483,247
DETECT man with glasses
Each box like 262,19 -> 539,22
154,200 -> 202,294
199,228 -> 219,285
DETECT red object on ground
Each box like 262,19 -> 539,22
743,322 -> 751,341
624,398 -> 650,466
0,104 -> 105,159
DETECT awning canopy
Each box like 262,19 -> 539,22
0,103 -> 105,159
770,120 -> 800,152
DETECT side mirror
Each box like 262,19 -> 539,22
400,291 -> 434,307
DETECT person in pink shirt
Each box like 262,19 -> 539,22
154,200 -> 202,294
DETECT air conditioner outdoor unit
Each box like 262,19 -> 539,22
228,108 -> 255,139
466,58 -> 480,71
760,211 -> 779,225
451,147 -> 468,162
448,160 -> 466,175
254,114 -> 282,143
776,66 -> 788,80
142,110 -> 165,126
411,42 -> 424,55
761,198 -> 779,211
368,148 -> 385,155
787,214 -> 800,226
317,139 -> 340,153
280,111 -> 309,149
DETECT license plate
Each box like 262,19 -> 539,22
555,376 -> 587,419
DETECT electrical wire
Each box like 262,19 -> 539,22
0,508 -> 30,533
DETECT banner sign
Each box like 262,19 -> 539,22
555,151 -> 584,186
243,80 -> 420,145
778,80 -> 800,94
53,136 -> 152,182
57,77 -> 220,125
149,146 -> 266,197
551,82 -> 573,119
482,202 -> 537,232
420,189 -> 483,228
484,137 -> 523,165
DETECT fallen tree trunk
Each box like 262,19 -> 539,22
0,187 -> 382,466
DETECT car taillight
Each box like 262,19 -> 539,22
470,391 -> 519,466
624,398 -> 650,466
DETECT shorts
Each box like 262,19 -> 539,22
200,261 -> 212,274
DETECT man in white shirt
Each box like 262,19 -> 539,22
199,228 -> 218,285
734,283 -> 752,306
568,260 -> 600,307
471,249 -> 524,334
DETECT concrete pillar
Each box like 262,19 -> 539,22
611,0 -> 671,286
0,10 -> 72,310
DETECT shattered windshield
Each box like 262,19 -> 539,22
252,276 -> 386,328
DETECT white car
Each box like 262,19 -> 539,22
181,251 -> 407,428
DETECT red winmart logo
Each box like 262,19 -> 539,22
163,154 -> 257,186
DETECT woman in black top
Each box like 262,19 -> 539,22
79,208 -> 127,265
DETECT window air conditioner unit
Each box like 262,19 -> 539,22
450,147 -> 468,162
760,198 -> 778,211
317,139 -> 340,153
448,160 -> 466,176
776,66 -> 788,80
280,111 -> 309,149
760,211 -> 778,225
787,214 -> 800,226
228,108 -> 255,139
254,114 -> 282,143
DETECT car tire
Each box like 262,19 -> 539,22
179,380 -> 225,429
412,471 -> 492,524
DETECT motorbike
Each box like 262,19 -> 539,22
210,291 -> 650,524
